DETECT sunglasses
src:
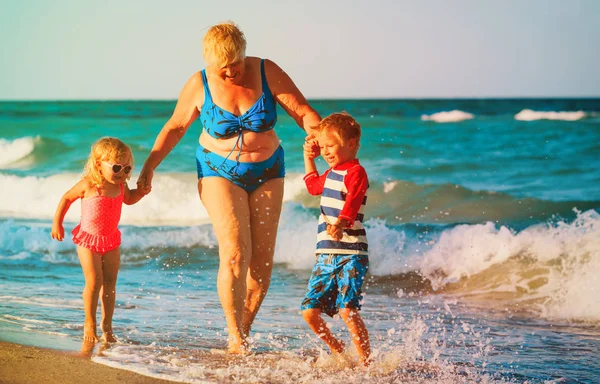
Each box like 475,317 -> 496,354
102,161 -> 133,174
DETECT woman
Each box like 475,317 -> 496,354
137,22 -> 321,353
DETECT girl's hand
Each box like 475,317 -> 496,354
51,223 -> 64,241
137,168 -> 154,195
303,135 -> 320,159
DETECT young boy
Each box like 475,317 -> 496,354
301,112 -> 371,366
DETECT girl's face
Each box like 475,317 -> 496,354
98,154 -> 133,184
318,132 -> 357,168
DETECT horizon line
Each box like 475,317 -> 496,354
1,95 -> 600,102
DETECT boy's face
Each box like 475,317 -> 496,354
318,131 -> 357,168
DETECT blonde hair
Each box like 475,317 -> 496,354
83,137 -> 133,187
203,22 -> 247,67
315,112 -> 362,145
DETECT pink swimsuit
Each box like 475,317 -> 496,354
72,183 -> 124,253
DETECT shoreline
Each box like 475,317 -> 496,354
0,341 -> 177,384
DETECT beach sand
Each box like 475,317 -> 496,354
0,341 -> 175,384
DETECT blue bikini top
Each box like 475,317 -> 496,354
199,59 -> 277,140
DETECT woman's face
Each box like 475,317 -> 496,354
217,59 -> 245,84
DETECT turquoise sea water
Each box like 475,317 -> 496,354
1,99 -> 599,383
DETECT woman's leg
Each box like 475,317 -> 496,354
100,247 -> 121,342
77,246 -> 103,343
199,177 -> 252,353
242,178 -> 284,338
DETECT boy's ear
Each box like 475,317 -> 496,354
349,137 -> 358,150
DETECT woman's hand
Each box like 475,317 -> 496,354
137,168 -> 154,195
303,135 -> 320,159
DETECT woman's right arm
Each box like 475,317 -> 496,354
51,179 -> 87,241
264,59 -> 321,135
138,73 -> 204,192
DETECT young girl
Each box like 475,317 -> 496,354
51,137 -> 147,343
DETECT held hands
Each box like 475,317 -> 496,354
327,218 -> 350,241
327,223 -> 344,241
136,168 -> 154,195
303,135 -> 320,159
51,222 -> 64,241
326,223 -> 343,241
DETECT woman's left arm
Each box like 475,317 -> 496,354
264,59 -> 321,135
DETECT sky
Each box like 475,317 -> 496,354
1,0 -> 599,100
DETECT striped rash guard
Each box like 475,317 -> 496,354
303,159 -> 369,255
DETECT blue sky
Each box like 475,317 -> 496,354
1,0 -> 599,99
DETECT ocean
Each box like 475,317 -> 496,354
1,99 -> 599,383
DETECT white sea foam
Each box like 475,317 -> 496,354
419,209 -> 600,322
0,295 -> 81,309
514,109 -> 586,121
0,136 -> 38,168
90,324 -> 484,384
0,172 -> 308,226
3,315 -> 54,324
383,181 -> 398,193
421,110 -> 474,123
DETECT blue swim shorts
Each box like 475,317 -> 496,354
196,145 -> 285,193
301,253 -> 369,317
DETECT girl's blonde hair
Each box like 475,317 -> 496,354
84,137 -> 133,187
203,22 -> 246,67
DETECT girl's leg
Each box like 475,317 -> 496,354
100,247 -> 121,342
302,308 -> 345,353
339,308 -> 371,366
243,178 -> 284,339
77,246 -> 103,343
199,177 -> 252,354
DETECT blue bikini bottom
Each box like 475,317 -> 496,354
195,145 -> 285,193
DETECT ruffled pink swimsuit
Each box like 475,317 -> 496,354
72,184 -> 124,253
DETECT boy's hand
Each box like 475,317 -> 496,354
51,223 -> 64,241
303,135 -> 320,159
327,223 -> 344,241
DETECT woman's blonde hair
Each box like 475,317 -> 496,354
203,22 -> 246,67
315,112 -> 362,145
83,137 -> 133,187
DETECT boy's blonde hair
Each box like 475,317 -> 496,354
203,22 -> 246,67
314,112 -> 362,145
84,137 -> 133,187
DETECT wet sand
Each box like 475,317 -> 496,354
0,341 -> 176,384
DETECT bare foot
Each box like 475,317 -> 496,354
359,356 -> 371,368
101,321 -> 117,343
83,322 -> 98,343
102,331 -> 118,343
80,340 -> 96,358
227,337 -> 249,355
331,340 -> 345,354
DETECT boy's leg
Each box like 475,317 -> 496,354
100,247 -> 121,342
302,308 -> 344,353
301,254 -> 343,353
339,308 -> 370,365
337,254 -> 370,365
77,246 -> 103,343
